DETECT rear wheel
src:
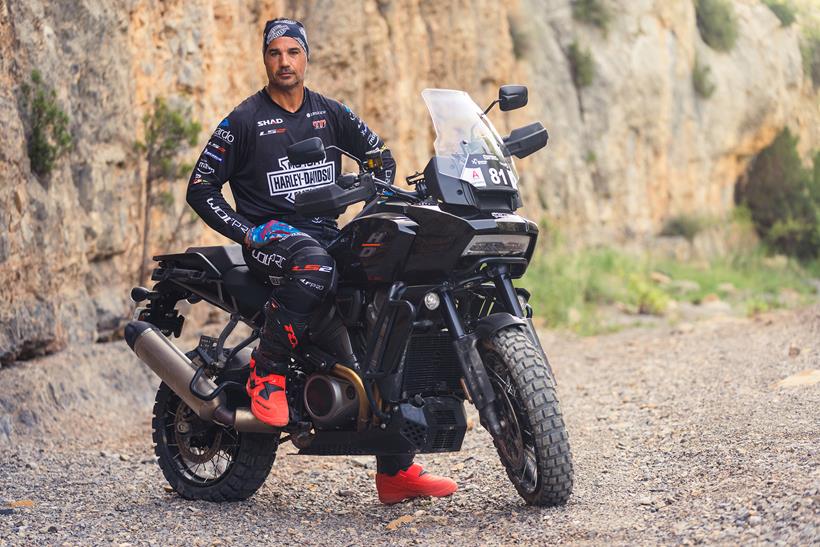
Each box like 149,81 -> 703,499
479,326 -> 573,506
151,382 -> 279,501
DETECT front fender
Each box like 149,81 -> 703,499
474,313 -> 526,342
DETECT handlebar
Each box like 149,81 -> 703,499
371,177 -> 424,203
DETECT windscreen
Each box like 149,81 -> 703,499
422,88 -> 518,190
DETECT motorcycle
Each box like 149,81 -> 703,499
125,85 -> 573,506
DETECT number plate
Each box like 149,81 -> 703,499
460,154 -> 517,189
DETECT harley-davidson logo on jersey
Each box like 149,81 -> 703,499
266,156 -> 335,203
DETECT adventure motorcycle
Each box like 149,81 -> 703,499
125,86 -> 573,506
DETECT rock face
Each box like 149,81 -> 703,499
0,0 -> 817,362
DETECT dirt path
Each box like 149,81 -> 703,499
1,306 -> 818,545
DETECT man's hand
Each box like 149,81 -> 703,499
244,220 -> 304,249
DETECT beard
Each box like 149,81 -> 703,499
270,70 -> 303,91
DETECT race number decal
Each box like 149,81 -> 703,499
460,154 -> 517,189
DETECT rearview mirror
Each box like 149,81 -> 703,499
503,122 -> 548,159
499,85 -> 528,111
287,137 -> 326,166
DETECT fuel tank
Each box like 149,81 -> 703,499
329,212 -> 418,284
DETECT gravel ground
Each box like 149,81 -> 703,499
0,306 -> 818,545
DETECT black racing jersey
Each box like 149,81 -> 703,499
186,87 -> 396,244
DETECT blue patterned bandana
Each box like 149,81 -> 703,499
263,18 -> 309,60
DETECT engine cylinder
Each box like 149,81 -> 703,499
303,374 -> 359,429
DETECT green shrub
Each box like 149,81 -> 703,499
21,70 -> 72,177
568,41 -> 595,88
572,0 -> 611,34
660,214 -> 706,242
763,0 -> 797,26
692,55 -> 716,98
135,97 -> 201,182
736,128 -> 820,259
801,31 -> 820,88
508,14 -> 532,60
695,0 -> 739,52
135,97 -> 201,283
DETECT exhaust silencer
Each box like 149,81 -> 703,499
124,321 -> 275,434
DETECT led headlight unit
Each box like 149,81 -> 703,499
461,234 -> 531,256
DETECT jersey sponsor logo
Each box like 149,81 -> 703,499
191,173 -> 205,185
259,128 -> 287,137
196,161 -> 215,175
212,127 -> 234,143
257,118 -> 284,127
207,141 -> 226,153
312,119 -> 327,129
266,156 -> 335,203
219,118 -> 230,128
204,150 -> 223,162
368,132 -> 378,147
306,110 -> 326,118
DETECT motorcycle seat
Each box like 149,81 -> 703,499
183,244 -> 247,275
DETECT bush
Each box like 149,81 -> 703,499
568,41 -> 595,88
21,70 -> 72,177
763,0 -> 797,26
135,97 -> 201,283
660,214 -> 706,242
508,14 -> 532,60
571,0 -> 611,34
801,31 -> 820,88
692,55 -> 716,98
695,0 -> 739,52
736,128 -> 820,259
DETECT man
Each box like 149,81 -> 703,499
186,18 -> 456,504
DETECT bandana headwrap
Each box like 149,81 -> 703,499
263,18 -> 309,60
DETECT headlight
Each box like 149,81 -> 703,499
461,234 -> 531,256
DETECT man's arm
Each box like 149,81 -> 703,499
186,114 -> 253,244
332,102 -> 397,184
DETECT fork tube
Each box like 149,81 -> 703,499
491,265 -> 524,317
439,289 -> 465,338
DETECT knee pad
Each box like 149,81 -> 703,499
275,245 -> 337,313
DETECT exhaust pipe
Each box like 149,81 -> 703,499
125,321 -> 276,434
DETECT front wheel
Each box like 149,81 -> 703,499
151,382 -> 279,501
479,326 -> 573,506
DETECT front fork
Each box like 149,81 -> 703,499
439,289 -> 504,437
439,265 -> 553,437
437,265 -> 523,437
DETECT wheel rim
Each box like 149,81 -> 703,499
162,393 -> 241,486
486,355 -> 540,494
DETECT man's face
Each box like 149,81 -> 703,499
264,36 -> 307,91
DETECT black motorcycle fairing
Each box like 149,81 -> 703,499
222,266 -> 271,319
423,157 -> 523,215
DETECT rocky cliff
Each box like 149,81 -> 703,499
0,0 -> 817,362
